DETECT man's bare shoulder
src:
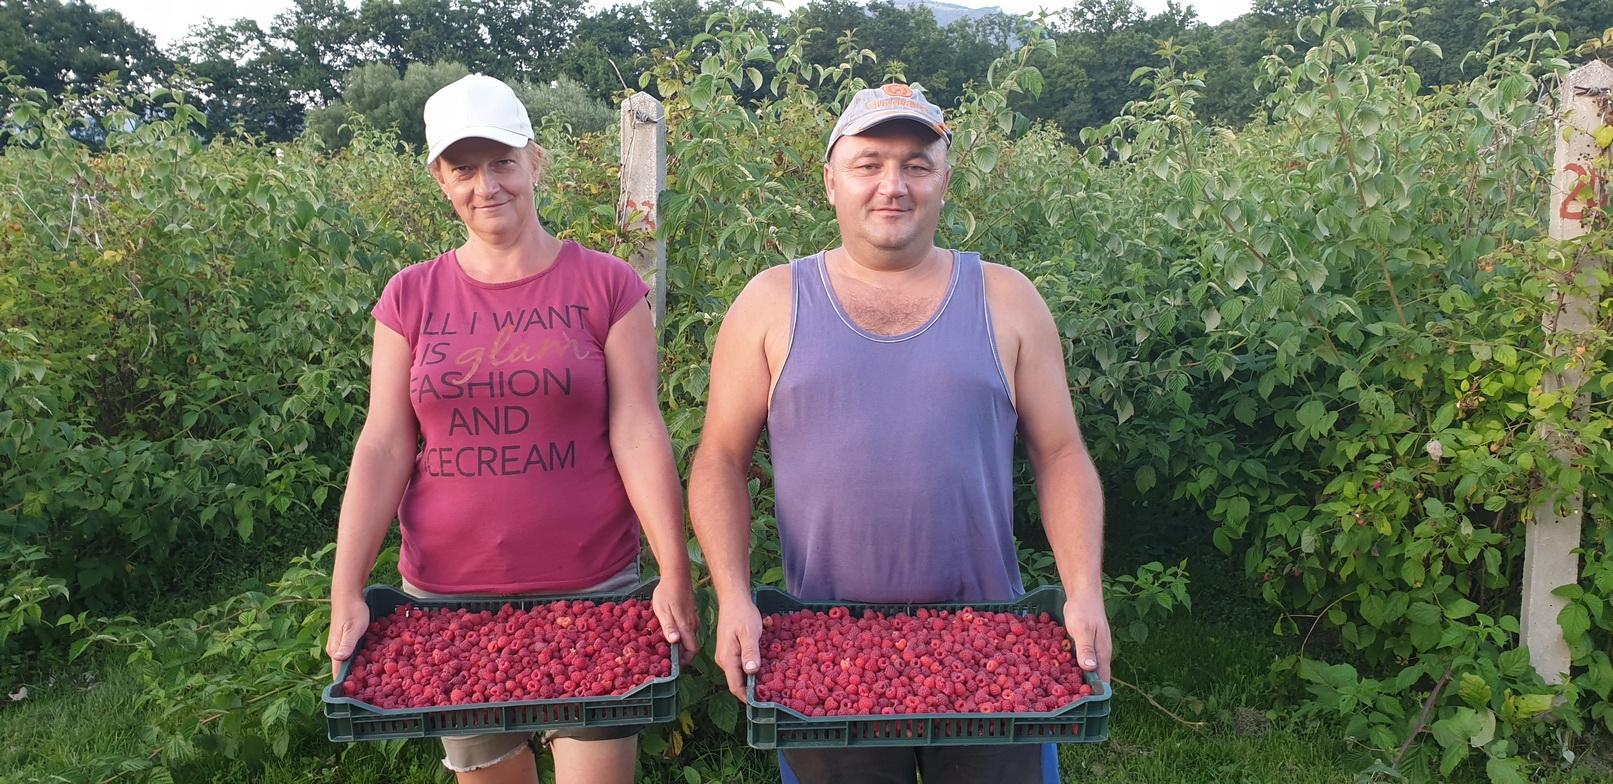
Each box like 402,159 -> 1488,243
981,261 -> 1051,319
740,263 -> 793,305
721,263 -> 794,336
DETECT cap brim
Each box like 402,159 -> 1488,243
426,126 -> 533,164
825,112 -> 951,159
840,110 -> 945,139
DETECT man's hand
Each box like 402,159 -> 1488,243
652,575 -> 701,663
327,592 -> 371,682
714,597 -> 764,700
1063,587 -> 1112,682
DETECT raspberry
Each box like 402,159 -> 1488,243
751,604 -> 1095,719
343,597 -> 671,709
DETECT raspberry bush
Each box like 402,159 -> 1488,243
12,1 -> 1613,782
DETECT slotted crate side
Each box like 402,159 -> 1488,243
324,579 -> 679,742
745,586 -> 1112,749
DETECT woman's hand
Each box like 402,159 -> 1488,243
327,592 -> 372,682
651,574 -> 700,663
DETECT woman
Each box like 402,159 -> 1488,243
325,74 -> 697,784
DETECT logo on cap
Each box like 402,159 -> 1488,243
882,84 -> 915,98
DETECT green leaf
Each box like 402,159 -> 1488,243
1471,709 -> 1496,747
1498,648 -> 1532,678
1440,741 -> 1471,775
689,75 -> 718,111
1434,707 -> 1495,749
1410,621 -> 1441,650
1403,559 -> 1426,588
1135,465 -> 1156,493
706,691 -> 738,733
1021,67 -> 1045,98
974,144 -> 999,173
1295,400 -> 1327,430
1505,693 -> 1554,722
1560,603 -> 1591,641
1446,598 -> 1479,620
1431,402 -> 1454,432
1458,673 -> 1492,708
1485,755 -> 1528,784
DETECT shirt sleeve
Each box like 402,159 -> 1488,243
606,257 -> 653,327
371,266 -> 416,347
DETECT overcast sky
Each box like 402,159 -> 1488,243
95,0 -> 1254,49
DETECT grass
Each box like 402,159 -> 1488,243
4,509 -> 1608,783
0,608 -> 1359,784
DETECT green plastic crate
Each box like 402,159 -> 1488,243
323,579 -> 679,742
744,585 -> 1111,749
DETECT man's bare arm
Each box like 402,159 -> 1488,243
991,264 -> 1112,681
689,265 -> 790,699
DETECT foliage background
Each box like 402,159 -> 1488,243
1,0 -> 1612,782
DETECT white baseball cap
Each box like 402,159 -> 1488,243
423,74 -> 534,165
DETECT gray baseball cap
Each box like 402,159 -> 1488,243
825,83 -> 952,160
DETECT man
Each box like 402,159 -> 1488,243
689,83 -> 1110,784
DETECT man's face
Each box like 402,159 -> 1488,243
824,121 -> 950,259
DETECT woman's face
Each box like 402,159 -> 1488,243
432,138 -> 542,240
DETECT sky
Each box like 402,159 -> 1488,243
95,0 -> 1254,49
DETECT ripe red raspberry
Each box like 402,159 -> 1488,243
753,604 -> 1098,719
344,597 -> 671,709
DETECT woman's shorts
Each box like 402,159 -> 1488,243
399,560 -> 644,773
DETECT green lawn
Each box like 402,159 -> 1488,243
4,547 -> 1364,784
4,521 -> 1606,784
0,615 -> 1360,784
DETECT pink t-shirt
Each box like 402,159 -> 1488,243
371,240 -> 650,593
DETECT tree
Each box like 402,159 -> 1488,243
645,0 -> 717,51
555,3 -> 652,99
511,76 -> 615,134
171,0 -> 361,140
479,0 -> 590,79
350,0 -> 586,82
1185,11 -> 1283,125
1251,0 -> 1334,21
1020,0 -> 1198,137
783,0 -> 1010,108
0,0 -> 168,94
174,19 -> 306,140
306,60 -> 612,151
269,0 -> 364,106
305,60 -> 470,150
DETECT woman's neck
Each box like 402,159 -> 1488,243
457,223 -> 562,283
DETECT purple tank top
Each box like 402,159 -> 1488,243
766,251 -> 1023,603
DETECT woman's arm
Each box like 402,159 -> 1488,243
326,322 -> 419,678
605,300 -> 699,657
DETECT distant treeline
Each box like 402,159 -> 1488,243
2,0 -> 1610,146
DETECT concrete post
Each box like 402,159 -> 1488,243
619,92 -> 668,326
1522,61 -> 1612,684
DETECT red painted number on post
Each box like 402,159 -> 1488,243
1560,163 -> 1605,221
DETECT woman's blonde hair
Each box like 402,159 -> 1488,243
526,141 -> 550,189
